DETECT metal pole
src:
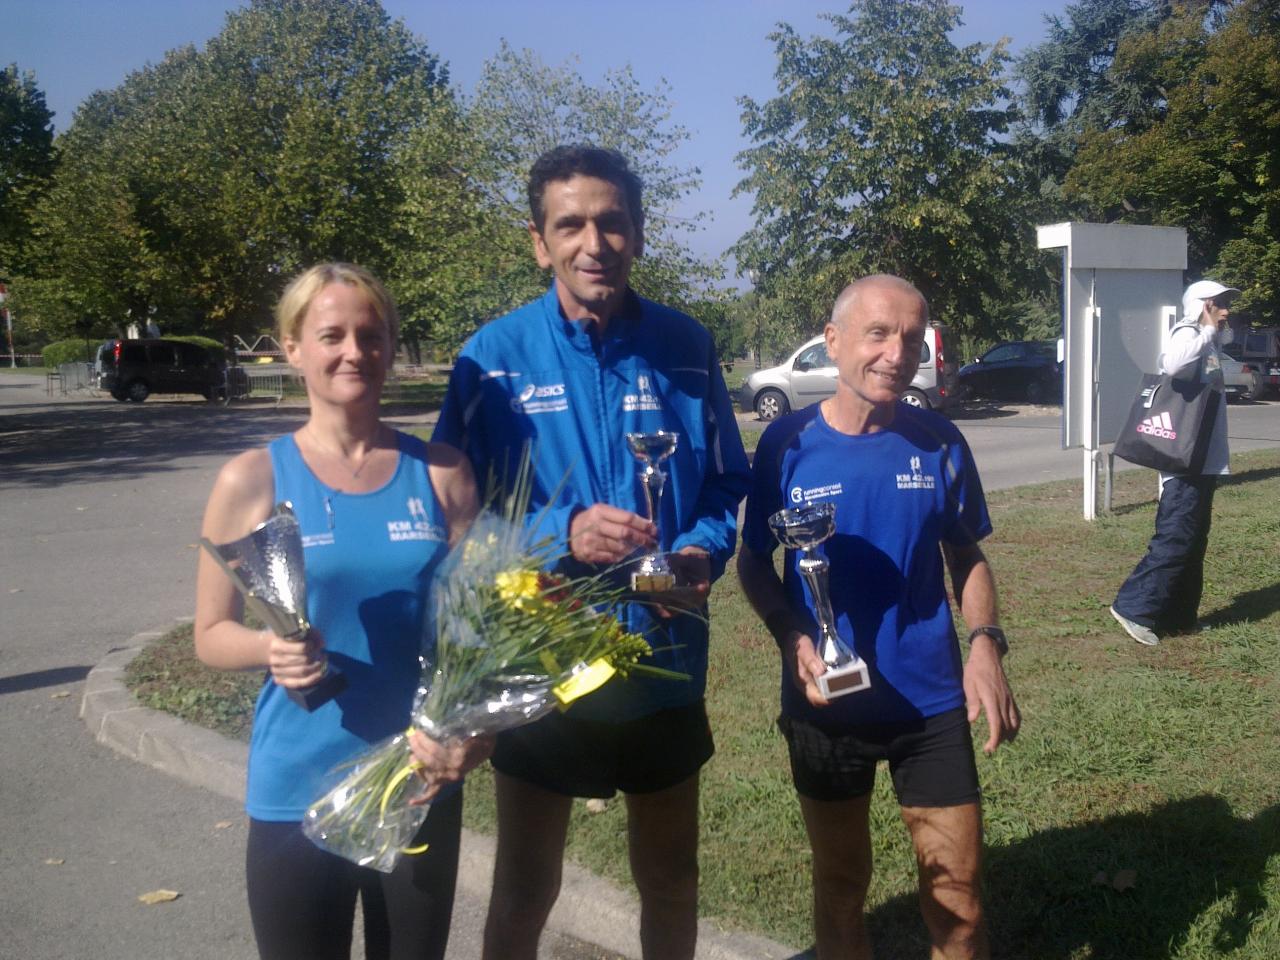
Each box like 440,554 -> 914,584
1,283 -> 13,368
1104,451 -> 1114,514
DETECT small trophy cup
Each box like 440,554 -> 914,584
626,430 -> 680,591
768,502 -> 870,698
200,501 -> 346,711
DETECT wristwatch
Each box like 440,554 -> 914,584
967,625 -> 1008,656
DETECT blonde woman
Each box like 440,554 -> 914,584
195,263 -> 489,960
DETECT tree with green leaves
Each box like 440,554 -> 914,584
1063,0 -> 1280,322
1014,0 -> 1175,213
20,0 -> 450,345
464,42 -> 720,320
11,59 -> 196,345
384,93 -> 525,362
733,0 -> 1030,342
0,65 -> 56,283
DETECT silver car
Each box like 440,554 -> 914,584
737,325 -> 960,420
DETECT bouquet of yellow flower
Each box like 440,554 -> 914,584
303,468 -> 683,872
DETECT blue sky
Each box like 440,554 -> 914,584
4,0 -> 1070,270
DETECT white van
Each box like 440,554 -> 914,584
737,325 -> 960,420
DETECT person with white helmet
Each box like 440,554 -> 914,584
1110,279 -> 1238,646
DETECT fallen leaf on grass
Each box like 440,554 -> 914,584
1112,869 -> 1137,891
138,889 -> 181,905
584,798 -> 609,814
44,858 -> 65,866
1093,869 -> 1138,891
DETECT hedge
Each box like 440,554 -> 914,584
41,335 -> 227,369
41,339 -> 98,367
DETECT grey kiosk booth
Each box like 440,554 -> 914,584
1037,221 -> 1189,520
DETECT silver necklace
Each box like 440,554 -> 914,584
304,424 -> 383,481
304,425 -> 386,528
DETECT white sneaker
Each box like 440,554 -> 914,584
1110,606 -> 1160,646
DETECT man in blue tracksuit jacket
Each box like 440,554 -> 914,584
432,145 -> 750,960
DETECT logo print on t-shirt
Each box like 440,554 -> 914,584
510,381 -> 568,415
388,497 -> 447,542
791,482 -> 843,503
623,373 -> 661,412
896,455 -> 936,490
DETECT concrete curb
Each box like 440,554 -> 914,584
82,623 -> 801,960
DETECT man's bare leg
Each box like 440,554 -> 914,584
797,793 -> 875,960
481,771 -> 574,960
625,773 -> 700,960
900,802 -> 988,960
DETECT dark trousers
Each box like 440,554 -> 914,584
1114,475 -> 1217,635
245,789 -> 462,960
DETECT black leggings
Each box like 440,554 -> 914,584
245,789 -> 462,960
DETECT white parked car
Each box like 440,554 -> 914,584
1219,354 -> 1263,402
737,325 -> 960,421
1223,329 -> 1280,398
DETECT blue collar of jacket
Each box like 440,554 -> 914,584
542,282 -> 643,353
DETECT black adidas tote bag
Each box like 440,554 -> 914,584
1112,366 -> 1221,473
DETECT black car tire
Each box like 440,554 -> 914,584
1025,378 -> 1045,404
111,390 -> 128,402
124,379 -> 150,402
754,388 -> 789,421
901,388 -> 929,409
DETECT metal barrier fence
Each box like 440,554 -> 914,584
218,365 -> 288,407
53,362 -> 97,396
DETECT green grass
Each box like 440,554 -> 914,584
126,622 -> 259,741
382,376 -> 448,409
737,422 -> 764,453
129,450 -> 1280,958
722,358 -> 757,394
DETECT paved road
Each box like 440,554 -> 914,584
2,373 -> 1275,959
2,381 -> 286,960
0,376 -> 633,960
952,399 -> 1280,491
738,396 -> 1279,493
947,398 -> 1280,492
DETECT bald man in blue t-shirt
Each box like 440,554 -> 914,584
737,274 -> 1020,960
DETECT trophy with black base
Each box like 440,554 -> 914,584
200,501 -> 346,711
768,502 -> 870,699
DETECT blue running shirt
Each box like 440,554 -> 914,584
246,432 -> 451,820
742,403 -> 992,729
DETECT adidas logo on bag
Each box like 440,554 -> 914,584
1136,411 -> 1176,440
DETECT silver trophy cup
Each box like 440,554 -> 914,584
768,502 -> 870,698
626,430 -> 680,591
199,501 -> 346,711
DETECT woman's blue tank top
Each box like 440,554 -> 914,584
246,431 -> 450,821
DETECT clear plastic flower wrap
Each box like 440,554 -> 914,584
301,728 -> 433,873
303,467 -> 685,872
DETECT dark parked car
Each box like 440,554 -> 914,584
98,338 -> 227,402
958,340 -> 1062,404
